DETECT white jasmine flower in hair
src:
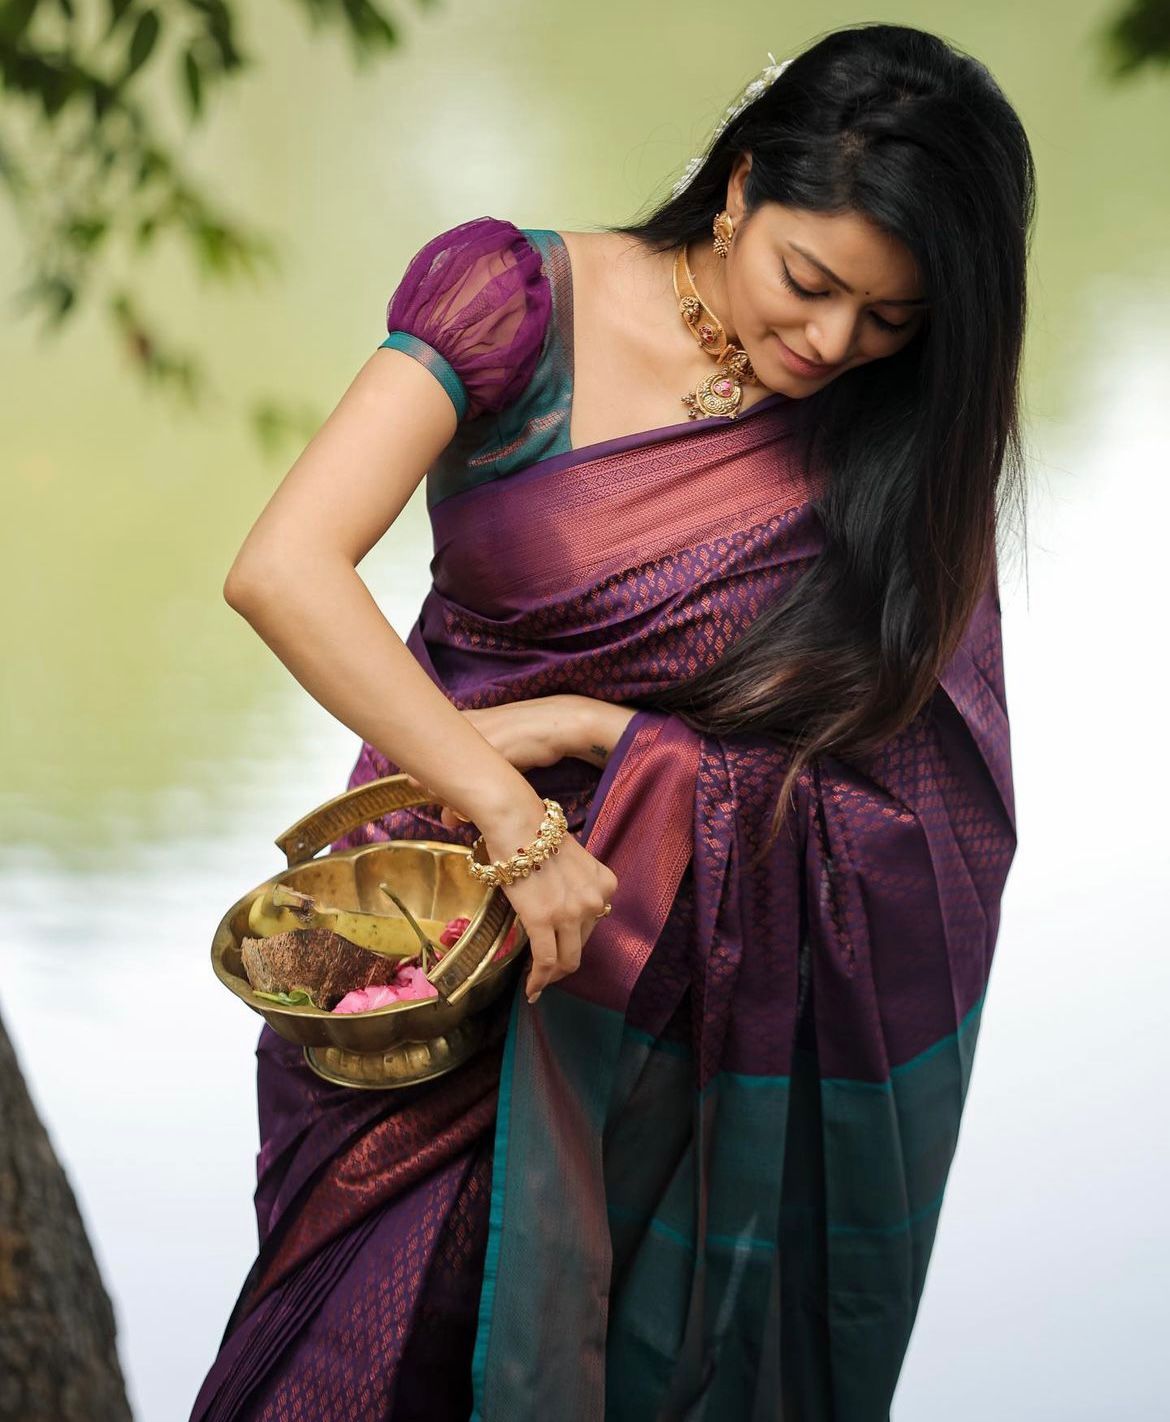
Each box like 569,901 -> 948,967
671,51 -> 793,199
671,154 -> 705,200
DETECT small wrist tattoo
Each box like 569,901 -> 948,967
589,743 -> 611,766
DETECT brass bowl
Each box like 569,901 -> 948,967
211,773 -> 527,1089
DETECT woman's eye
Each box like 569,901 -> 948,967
780,263 -> 828,300
784,261 -> 909,332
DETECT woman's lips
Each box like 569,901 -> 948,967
774,335 -> 841,379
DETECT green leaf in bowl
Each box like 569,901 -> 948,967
252,985 -> 317,1008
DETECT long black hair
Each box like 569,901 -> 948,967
608,23 -> 1034,851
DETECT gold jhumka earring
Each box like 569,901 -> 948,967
712,209 -> 734,259
672,215 -> 760,419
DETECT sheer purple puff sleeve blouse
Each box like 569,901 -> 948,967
380,216 -> 552,423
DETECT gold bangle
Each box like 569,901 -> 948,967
465,798 -> 568,888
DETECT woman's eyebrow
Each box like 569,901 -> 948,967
789,242 -> 928,306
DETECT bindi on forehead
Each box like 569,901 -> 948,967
789,242 -> 926,307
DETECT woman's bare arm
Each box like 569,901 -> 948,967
224,347 -> 544,846
224,346 -> 619,1001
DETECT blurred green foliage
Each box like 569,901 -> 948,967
0,0 -> 430,442
1101,0 -> 1170,75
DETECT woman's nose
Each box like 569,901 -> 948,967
806,311 -> 857,366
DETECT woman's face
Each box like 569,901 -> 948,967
721,155 -> 928,396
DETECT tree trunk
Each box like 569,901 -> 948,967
0,1003 -> 133,1421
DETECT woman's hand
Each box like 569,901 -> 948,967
483,803 -> 619,1004
404,694 -> 638,830
401,694 -> 634,1002
451,694 -> 581,773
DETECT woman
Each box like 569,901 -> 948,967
193,22 -> 1031,1422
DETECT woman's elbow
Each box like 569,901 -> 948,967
223,558 -> 268,614
223,542 -> 351,613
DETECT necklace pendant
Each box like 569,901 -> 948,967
683,368 -> 744,419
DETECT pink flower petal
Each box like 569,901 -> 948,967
331,967 -> 440,1014
440,914 -> 472,948
392,965 -> 439,1000
332,984 -> 401,1014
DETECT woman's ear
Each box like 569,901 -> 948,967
727,152 -> 753,222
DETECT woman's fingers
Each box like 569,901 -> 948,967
525,921 -> 560,1003
525,919 -> 582,1003
496,836 -> 618,1005
552,920 -> 583,982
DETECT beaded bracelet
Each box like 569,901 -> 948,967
465,798 -> 568,888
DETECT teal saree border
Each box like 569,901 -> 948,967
469,967 -> 988,1414
469,983 -> 522,1421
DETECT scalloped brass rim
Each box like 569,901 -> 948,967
303,1015 -> 488,1089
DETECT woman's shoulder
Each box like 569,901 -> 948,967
382,215 -> 554,423
406,213 -> 541,263
389,215 -> 551,311
430,218 -> 573,300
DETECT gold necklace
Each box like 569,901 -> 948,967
672,242 -> 759,419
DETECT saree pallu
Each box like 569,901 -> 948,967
191,391 -> 1016,1422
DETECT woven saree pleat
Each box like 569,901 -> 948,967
199,1211 -> 380,1422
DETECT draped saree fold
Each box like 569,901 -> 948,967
191,390 -> 1016,1422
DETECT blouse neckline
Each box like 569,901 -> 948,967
542,227 -> 791,466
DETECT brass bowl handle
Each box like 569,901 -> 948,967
275,772 -> 441,868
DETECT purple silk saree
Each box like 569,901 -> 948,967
192,390 -> 1015,1421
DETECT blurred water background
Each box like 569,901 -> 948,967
2,0 -> 1167,1416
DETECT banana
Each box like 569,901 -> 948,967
245,881 -> 447,962
246,888 -> 305,938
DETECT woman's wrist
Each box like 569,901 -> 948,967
469,778 -> 549,859
561,695 -> 639,770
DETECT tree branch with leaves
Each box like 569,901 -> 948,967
0,0 -> 419,447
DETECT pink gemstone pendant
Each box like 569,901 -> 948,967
687,368 -> 743,418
